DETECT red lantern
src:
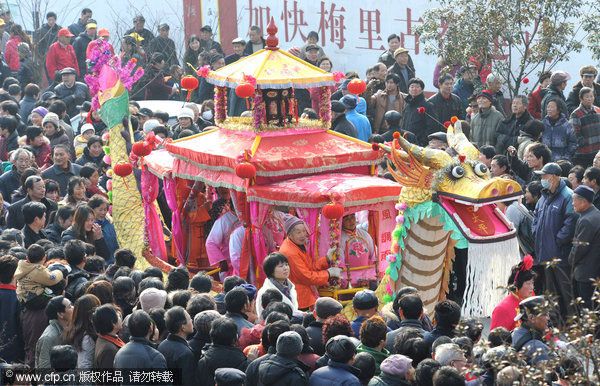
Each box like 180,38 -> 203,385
113,161 -> 133,177
236,82 -> 255,98
181,76 -> 199,101
235,162 -> 257,179
132,141 -> 152,157
347,79 -> 367,95
322,202 -> 344,219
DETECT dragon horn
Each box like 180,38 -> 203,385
395,135 -> 452,169
448,121 -> 479,160
377,143 -> 410,163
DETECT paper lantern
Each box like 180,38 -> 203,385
113,161 -> 133,177
235,82 -> 255,98
347,79 -> 367,95
181,76 -> 199,91
322,203 -> 344,219
132,141 -> 152,157
235,162 -> 256,179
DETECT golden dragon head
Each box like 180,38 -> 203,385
387,122 -> 522,242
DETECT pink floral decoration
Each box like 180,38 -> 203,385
214,86 -> 228,123
197,65 -> 211,78
244,74 -> 257,86
332,71 -> 345,82
318,86 -> 332,127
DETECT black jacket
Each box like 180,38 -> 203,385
569,206 -> 600,282
0,168 -> 20,204
148,36 -> 179,67
41,161 -> 83,198
200,39 -> 223,55
114,337 -> 167,370
34,22 -> 61,57
388,62 -> 415,94
54,81 -> 91,119
22,225 -> 48,248
17,57 -> 35,88
6,195 -> 57,230
72,31 -> 95,78
45,222 -> 66,244
75,147 -> 105,167
158,334 -> 196,386
257,354 -> 309,386
381,126 -> 417,144
566,81 -> 600,114
188,332 -> 210,363
306,321 -> 325,356
64,266 -> 92,301
400,93 -> 438,146
427,92 -> 466,130
124,27 -> 155,48
196,344 -> 248,386
243,37 -> 266,56
61,226 -> 111,260
245,346 -> 276,386
496,111 -> 532,154
331,114 -> 359,139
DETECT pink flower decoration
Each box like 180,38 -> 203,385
386,283 -> 393,295
197,65 -> 211,78
103,155 -> 111,164
399,203 -> 407,211
332,71 -> 345,82
244,75 -> 257,86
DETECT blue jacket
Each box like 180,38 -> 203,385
453,78 -> 475,110
345,109 -> 372,142
541,114 -> 577,161
113,337 -> 167,370
532,180 -> 577,265
0,285 -> 24,363
0,167 -> 20,204
309,360 -> 361,386
97,218 -> 118,266
511,325 -> 556,365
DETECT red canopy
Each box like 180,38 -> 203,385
164,128 -> 383,184
247,173 -> 402,208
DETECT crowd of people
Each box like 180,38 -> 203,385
0,5 -> 598,386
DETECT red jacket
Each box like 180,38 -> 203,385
528,86 -> 543,120
5,36 -> 21,71
490,292 -> 521,331
279,237 -> 330,309
45,41 -> 79,80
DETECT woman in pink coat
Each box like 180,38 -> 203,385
5,25 -> 33,72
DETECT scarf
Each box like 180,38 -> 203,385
99,334 -> 125,348
269,278 -> 291,300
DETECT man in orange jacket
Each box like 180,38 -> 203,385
279,215 -> 341,310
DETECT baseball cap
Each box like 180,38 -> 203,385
98,28 -> 110,37
533,162 -> 562,176
58,28 -> 74,38
138,107 -> 153,117
200,25 -> 212,33
514,295 -> 546,322
158,23 -> 170,30
394,47 -> 409,57
86,19 -> 97,29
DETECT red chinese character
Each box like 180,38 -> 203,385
318,2 -> 347,49
394,8 -> 423,54
381,232 -> 391,243
246,0 -> 271,34
280,0 -> 308,42
357,9 -> 385,50
382,209 -> 391,220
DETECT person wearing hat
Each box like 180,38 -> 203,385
490,256 -> 536,332
279,215 -> 341,310
372,73 -> 406,132
298,31 -> 325,61
67,8 -> 92,38
330,100 -> 359,138
309,335 -> 361,385
470,89 -> 504,148
369,354 -> 414,386
566,65 -> 600,114
42,112 -> 69,149
303,44 -> 321,66
569,185 -> 600,308
400,78 -> 439,146
428,74 -> 465,132
305,297 -> 343,356
511,296 -> 557,364
571,87 -> 600,168
541,70 -> 570,118
215,368 -> 246,386
200,25 -> 224,55
532,162 -> 577,314
225,37 -> 247,65
453,64 -> 478,111
257,331 -> 309,385
427,132 -> 448,150
388,47 -> 415,94
351,289 -> 390,338
171,108 -> 200,139
53,66 -> 91,119
381,110 -> 417,144
125,15 -> 154,49
527,70 -> 552,120
73,123 -> 95,158
85,28 -> 114,60
72,18 -> 97,78
147,23 -> 179,67
340,94 -> 372,142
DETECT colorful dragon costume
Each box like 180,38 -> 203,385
375,122 -> 524,317
86,41 -> 151,271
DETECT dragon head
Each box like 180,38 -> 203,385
388,122 -> 522,242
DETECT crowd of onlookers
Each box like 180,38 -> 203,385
0,5 -> 599,385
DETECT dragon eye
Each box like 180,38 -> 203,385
474,163 -> 488,176
451,166 -> 465,178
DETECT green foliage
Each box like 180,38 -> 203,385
416,0 -> 587,97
